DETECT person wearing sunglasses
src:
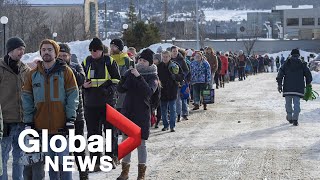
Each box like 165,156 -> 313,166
82,37 -> 121,172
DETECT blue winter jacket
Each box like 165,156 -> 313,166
190,60 -> 211,85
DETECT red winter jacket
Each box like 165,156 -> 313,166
220,55 -> 229,75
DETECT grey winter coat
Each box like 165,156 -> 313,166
276,55 -> 312,97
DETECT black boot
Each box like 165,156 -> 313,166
79,171 -> 88,180
293,120 -> 298,126
203,104 -> 207,110
177,115 -> 181,122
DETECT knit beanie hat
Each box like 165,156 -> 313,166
59,43 -> 71,54
89,37 -> 104,51
110,39 -> 124,51
291,49 -> 300,56
153,53 -> 162,62
139,48 -> 154,65
6,37 -> 26,54
39,39 -> 60,58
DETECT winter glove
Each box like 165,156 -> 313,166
278,85 -> 282,93
24,122 -> 35,130
65,119 -> 75,130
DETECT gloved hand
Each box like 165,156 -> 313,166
65,119 -> 75,130
278,85 -> 282,93
24,122 -> 35,130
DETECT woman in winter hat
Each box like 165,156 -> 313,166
117,48 -> 160,180
190,51 -> 211,110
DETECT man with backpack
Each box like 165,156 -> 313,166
82,37 -> 120,171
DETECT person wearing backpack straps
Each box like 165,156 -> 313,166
82,37 -> 121,172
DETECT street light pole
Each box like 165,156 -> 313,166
196,0 -> 199,50
1,16 -> 8,56
52,32 -> 57,41
215,25 -> 220,39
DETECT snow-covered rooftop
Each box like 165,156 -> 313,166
26,0 -> 84,5
274,5 -> 314,10
203,9 -> 270,22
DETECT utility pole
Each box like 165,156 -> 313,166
163,0 -> 168,43
105,0 -> 107,39
196,0 -> 200,50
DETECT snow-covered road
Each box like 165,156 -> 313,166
84,72 -> 320,179
7,72 -> 317,179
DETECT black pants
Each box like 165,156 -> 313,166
73,120 -> 88,173
84,106 -> 118,164
238,67 -> 245,80
253,67 -> 258,75
155,106 -> 161,125
214,72 -> 220,87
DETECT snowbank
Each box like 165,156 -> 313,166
311,71 -> 320,84
203,9 -> 270,22
265,50 -> 316,62
22,39 -> 111,63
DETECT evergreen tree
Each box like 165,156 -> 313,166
126,0 -> 137,29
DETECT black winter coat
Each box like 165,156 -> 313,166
157,61 -> 184,101
276,56 -> 312,97
117,64 -> 159,140
82,55 -> 120,107
68,61 -> 85,123
172,53 -> 189,77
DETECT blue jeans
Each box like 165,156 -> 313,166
285,96 -> 301,121
193,83 -> 205,105
176,88 -> 189,116
161,100 -> 176,129
0,124 -> 24,180
46,136 -> 72,180
24,162 -> 45,180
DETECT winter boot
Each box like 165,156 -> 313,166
117,162 -> 130,180
137,164 -> 147,180
222,82 -> 225,88
182,115 -> 188,120
79,171 -> 88,180
192,104 -> 200,110
203,104 -> 207,110
288,120 -> 293,124
293,120 -> 298,126
177,114 -> 181,122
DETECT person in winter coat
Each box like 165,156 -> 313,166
0,37 -> 30,180
276,49 -> 312,126
22,39 -> 79,180
158,51 -> 184,132
228,55 -> 236,81
58,44 -> 88,180
258,55 -> 264,73
204,47 -> 218,88
116,48 -> 159,180
264,55 -> 270,72
251,55 -> 259,75
238,50 -> 246,81
280,54 -> 285,65
270,56 -> 275,72
110,39 -> 134,112
152,53 -> 162,128
171,46 -> 190,121
219,53 -> 229,88
190,51 -> 211,110
214,51 -> 222,89
82,38 -> 121,171
276,56 -> 280,72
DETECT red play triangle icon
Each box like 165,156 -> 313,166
106,104 -> 141,160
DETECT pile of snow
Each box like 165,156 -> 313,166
203,9 -> 270,22
311,71 -> 320,84
22,39 -> 111,64
265,50 -> 316,62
